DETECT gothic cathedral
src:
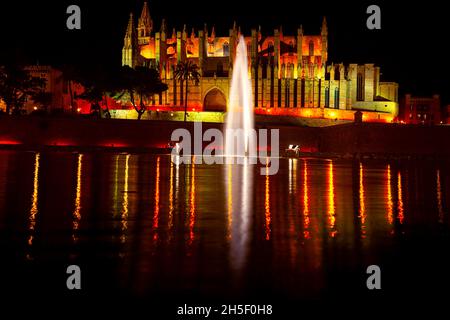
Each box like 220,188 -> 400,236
122,2 -> 399,119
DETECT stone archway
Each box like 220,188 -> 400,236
203,88 -> 227,112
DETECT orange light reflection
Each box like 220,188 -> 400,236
265,162 -> 271,240
397,171 -> 404,224
168,160 -> 174,241
387,165 -> 394,225
188,157 -> 196,246
437,169 -> 444,224
72,154 -> 83,243
328,161 -> 336,237
227,164 -> 232,240
303,160 -> 310,239
153,156 -> 160,241
27,152 -> 40,259
359,162 -> 366,238
120,154 -> 130,244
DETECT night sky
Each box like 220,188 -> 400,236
0,0 -> 448,102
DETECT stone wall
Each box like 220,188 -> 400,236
109,110 -> 225,122
2,117 -> 450,156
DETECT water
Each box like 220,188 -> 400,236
225,36 -> 254,156
0,150 -> 449,315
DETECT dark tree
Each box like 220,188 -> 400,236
77,66 -> 119,118
59,65 -> 81,114
0,64 -> 46,115
174,61 -> 201,122
113,66 -> 168,120
31,91 -> 52,112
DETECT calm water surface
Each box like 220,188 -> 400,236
0,150 -> 449,314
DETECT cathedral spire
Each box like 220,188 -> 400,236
125,13 -> 135,40
140,1 -> 150,20
321,17 -> 328,63
182,24 -> 187,40
122,13 -> 137,67
160,18 -> 167,33
321,17 -> 328,36
204,23 -> 208,38
138,1 -> 153,37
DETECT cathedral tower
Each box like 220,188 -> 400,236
122,13 -> 138,67
321,17 -> 328,65
137,2 -> 153,45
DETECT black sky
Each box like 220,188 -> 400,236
0,0 -> 448,102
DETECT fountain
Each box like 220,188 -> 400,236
225,36 -> 254,276
225,35 -> 254,157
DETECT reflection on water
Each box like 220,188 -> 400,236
303,160 -> 310,240
121,154 -> 130,244
226,164 -> 232,240
437,169 -> 444,224
328,161 -> 337,237
168,160 -> 174,241
72,154 -> 83,243
27,152 -> 40,259
1,151 -> 449,300
227,157 -> 253,272
264,161 -> 271,241
153,156 -> 160,242
289,158 -> 297,195
397,171 -> 405,225
359,162 -> 366,238
188,158 -> 196,247
170,155 -> 180,244
387,165 -> 394,226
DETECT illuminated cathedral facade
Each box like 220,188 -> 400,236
122,2 -> 399,120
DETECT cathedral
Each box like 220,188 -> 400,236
122,2 -> 399,121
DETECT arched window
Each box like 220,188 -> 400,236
309,41 -> 314,56
223,42 -> 229,56
325,87 -> 330,108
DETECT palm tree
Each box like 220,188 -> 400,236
174,61 -> 201,122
